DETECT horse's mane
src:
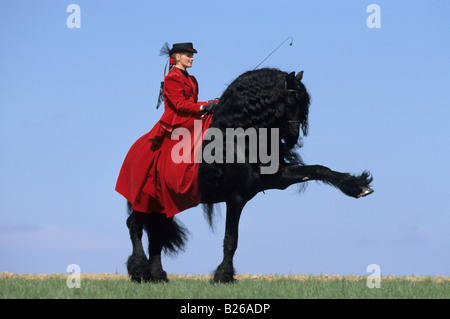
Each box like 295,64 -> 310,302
213,68 -> 309,149
213,68 -> 288,130
199,68 -> 310,213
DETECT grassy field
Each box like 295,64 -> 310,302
0,273 -> 449,299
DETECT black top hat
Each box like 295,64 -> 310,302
169,42 -> 198,55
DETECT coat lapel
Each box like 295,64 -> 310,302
173,67 -> 195,93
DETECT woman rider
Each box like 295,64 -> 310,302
116,42 -> 217,217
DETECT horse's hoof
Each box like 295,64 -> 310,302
357,187 -> 374,198
211,273 -> 236,284
150,277 -> 169,283
130,275 -> 142,283
149,270 -> 169,283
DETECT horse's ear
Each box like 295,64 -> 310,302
286,72 -> 295,81
296,71 -> 304,81
285,72 -> 296,89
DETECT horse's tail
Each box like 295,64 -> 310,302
202,203 -> 216,229
159,216 -> 189,255
199,159 -> 223,229
145,214 -> 189,256
127,201 -> 189,255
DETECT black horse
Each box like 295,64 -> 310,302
126,68 -> 373,283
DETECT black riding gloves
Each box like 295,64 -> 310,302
201,99 -> 219,114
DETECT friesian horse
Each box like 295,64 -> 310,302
125,68 -> 373,283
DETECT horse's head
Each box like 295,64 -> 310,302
281,71 -> 310,149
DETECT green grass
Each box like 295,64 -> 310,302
1,274 -> 449,299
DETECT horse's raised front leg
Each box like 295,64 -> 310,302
263,164 -> 373,198
213,194 -> 246,283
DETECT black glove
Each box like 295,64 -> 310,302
201,100 -> 218,114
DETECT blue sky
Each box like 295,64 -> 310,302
1,0 -> 449,276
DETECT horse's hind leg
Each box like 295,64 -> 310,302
126,211 -> 151,282
144,213 -> 170,282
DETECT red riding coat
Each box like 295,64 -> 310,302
115,67 -> 212,217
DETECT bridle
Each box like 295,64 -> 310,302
286,89 -> 301,124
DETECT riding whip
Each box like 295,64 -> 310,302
253,36 -> 293,70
